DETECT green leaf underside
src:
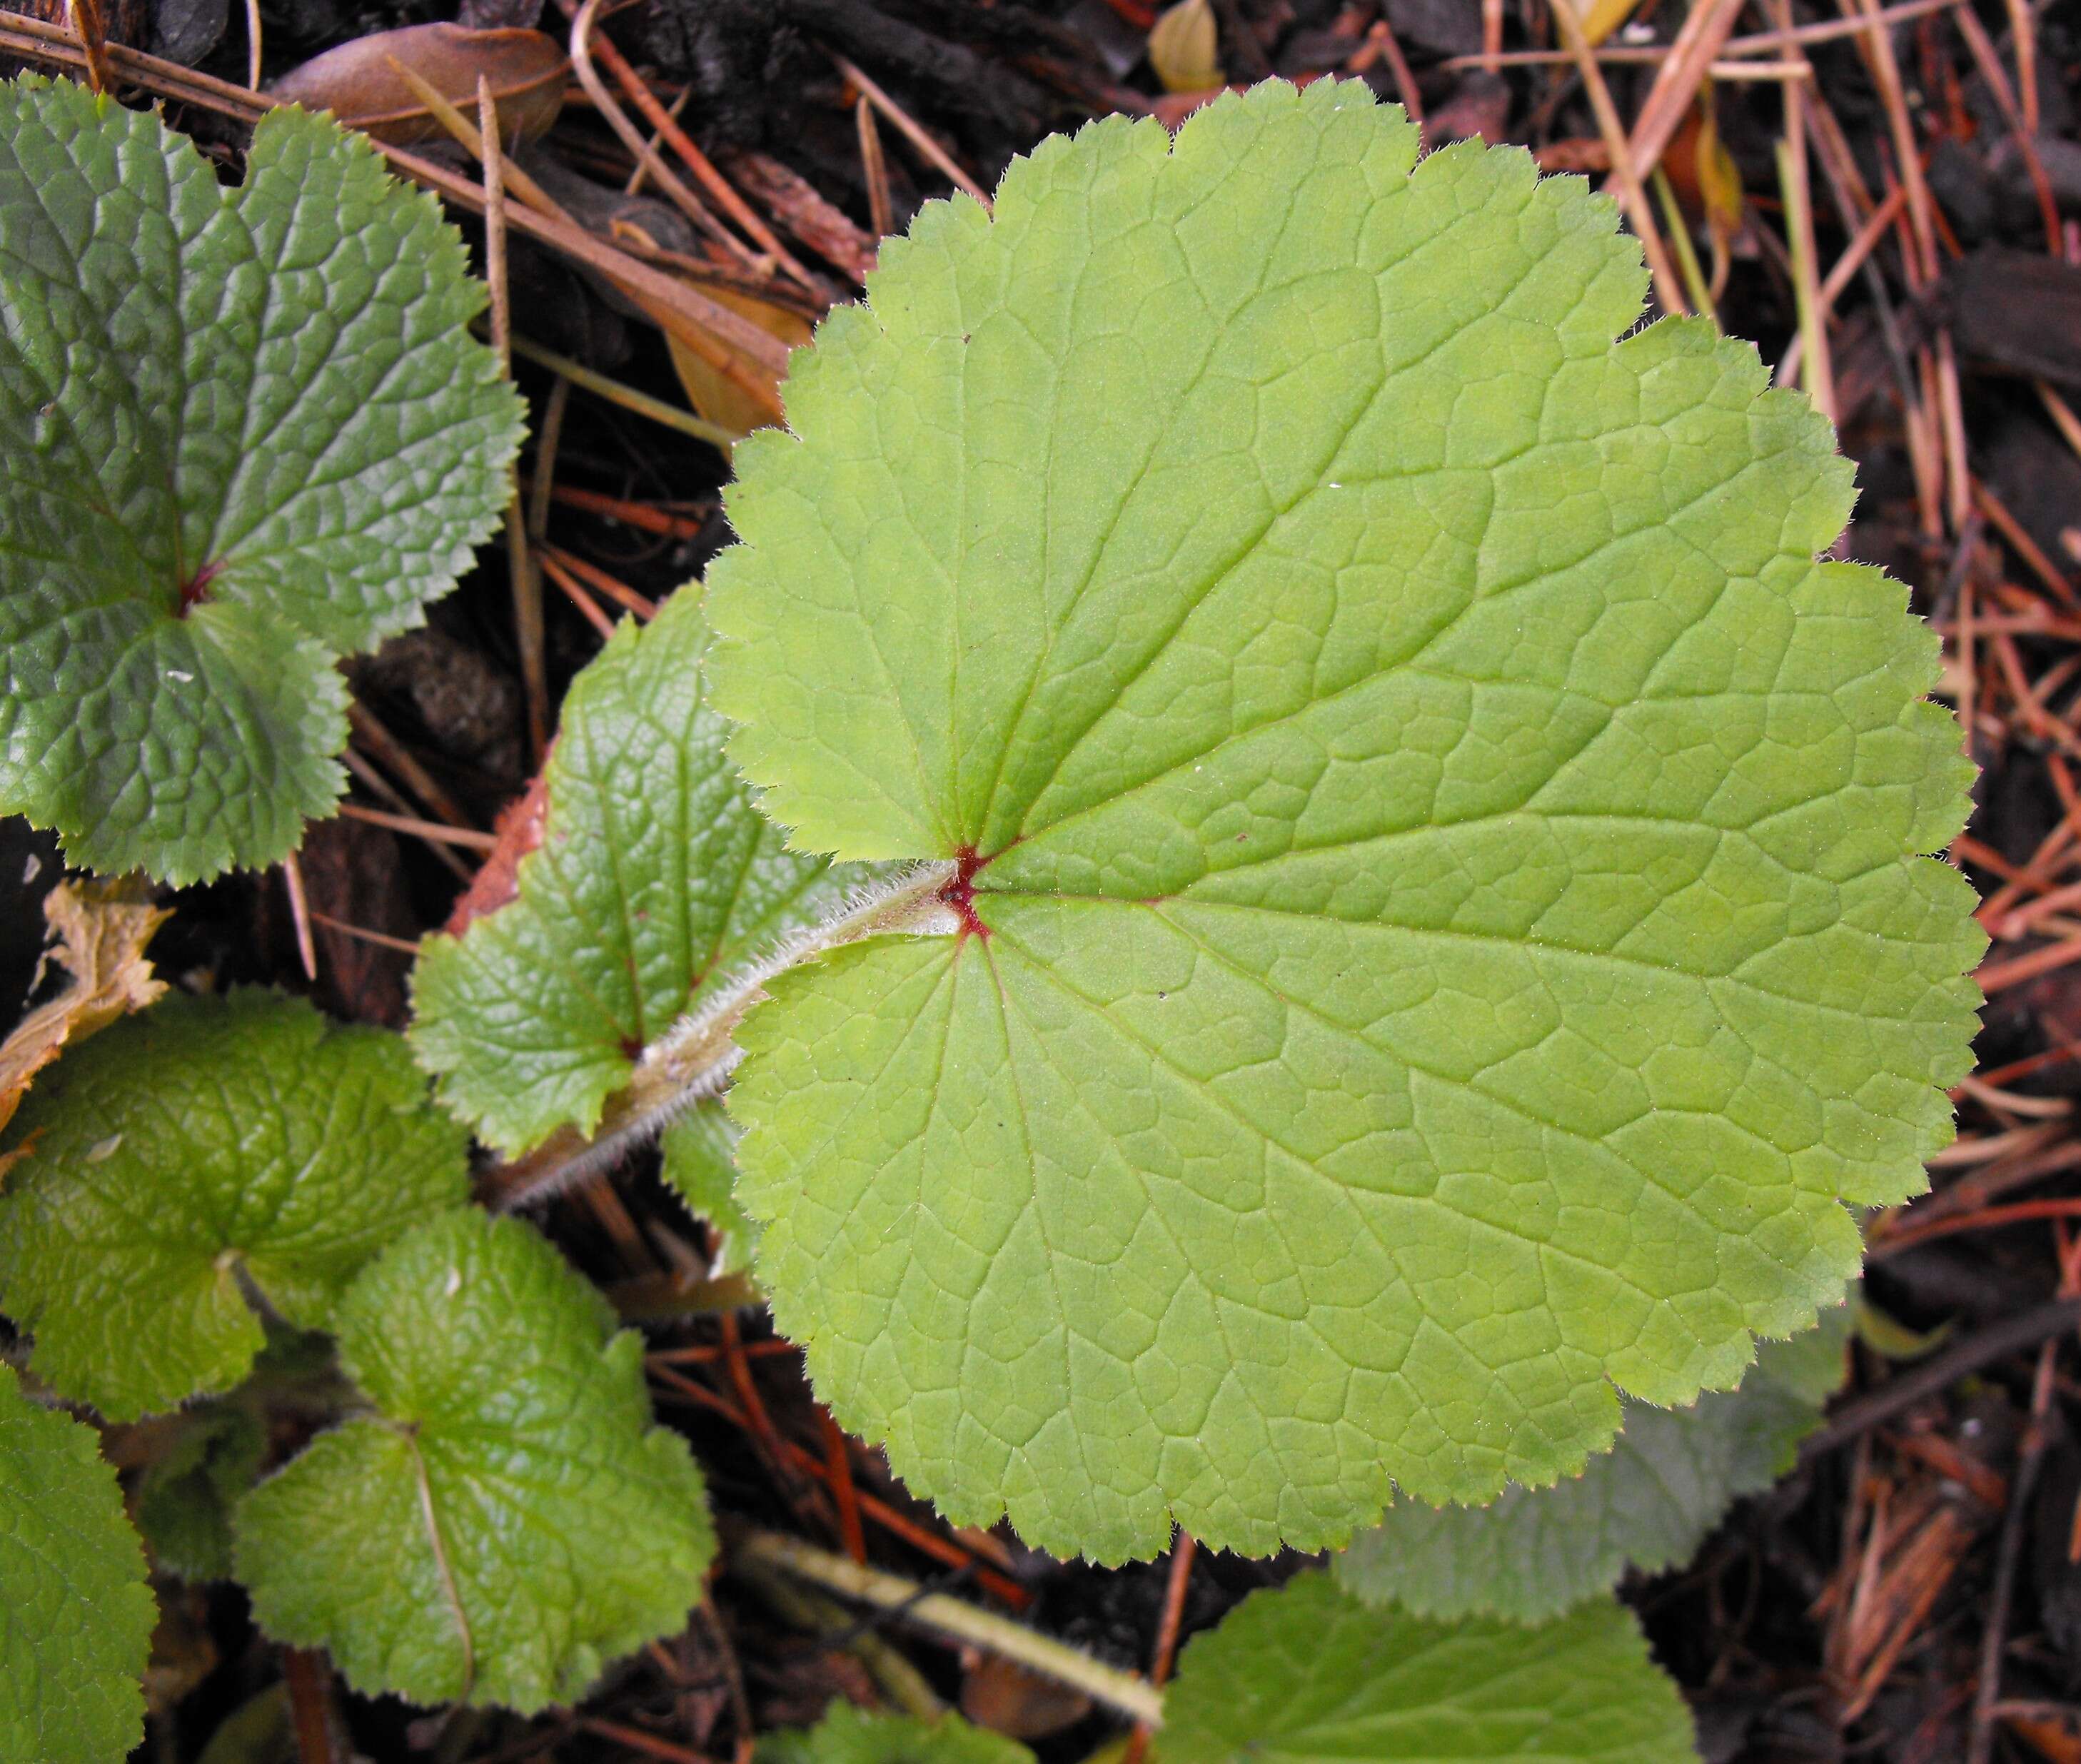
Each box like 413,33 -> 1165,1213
1159,1573 -> 1695,1764
410,589 -> 873,1156
0,76 -> 523,882
0,1364 -> 156,1763
709,80 -> 1981,1561
233,1209 -> 715,1713
1336,1303 -> 1850,1622
0,989 -> 470,1420
662,1102 -> 761,1272
758,1704 -> 1032,1764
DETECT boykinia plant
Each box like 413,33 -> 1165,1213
707,76 -> 1979,1561
0,74 -> 522,883
0,70 -> 1980,1764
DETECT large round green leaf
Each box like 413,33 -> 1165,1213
708,79 -> 1981,1561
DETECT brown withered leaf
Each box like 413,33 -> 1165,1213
0,879 -> 168,1147
667,288 -> 814,439
959,1654 -> 1092,1740
268,24 -> 566,148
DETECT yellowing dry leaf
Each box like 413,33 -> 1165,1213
0,881 -> 168,1144
1573,0 -> 1643,49
667,288 -> 814,439
1149,0 -> 1223,94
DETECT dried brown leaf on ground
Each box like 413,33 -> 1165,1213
0,880 -> 169,1145
268,23 -> 567,147
667,288 -> 815,438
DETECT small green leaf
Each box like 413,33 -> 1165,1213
0,1364 -> 157,1763
1160,1573 -> 1695,1764
661,1102 -> 760,1272
136,1402 -> 267,1583
1336,1305 -> 1850,1622
0,75 -> 524,882
0,989 -> 470,1419
710,79 -> 1980,1560
758,1703 -> 1032,1764
233,1208 -> 715,1713
410,589 -> 874,1156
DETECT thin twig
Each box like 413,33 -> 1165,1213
1122,1533 -> 1197,1764
568,0 -> 744,259
1802,1299 -> 2081,1459
1551,0 -> 1688,317
1436,0 -> 1972,70
478,75 -> 548,767
526,376 -> 573,552
2005,0 -> 2039,135
587,34 -> 822,293
1612,0 -> 1745,192
281,852 -> 317,982
624,81 -> 690,198
1952,2 -> 2061,256
341,750 -> 473,882
573,1718 -> 706,1764
347,701 -> 475,830
308,911 -> 423,955
1967,1341 -> 2057,1764
338,802 -> 498,851
833,54 -> 989,206
538,550 -> 618,640
820,1409 -> 867,1564
542,545 -> 657,620
855,96 -> 894,242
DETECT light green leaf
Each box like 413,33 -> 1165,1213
0,75 -> 524,882
1160,1573 -> 1695,1764
0,989 -> 470,1420
1336,1304 -> 1850,1622
0,1363 -> 157,1763
410,588 -> 872,1157
233,1208 -> 715,1713
662,1102 -> 760,1273
758,1703 -> 1032,1764
136,1401 -> 267,1583
709,79 -> 1980,1561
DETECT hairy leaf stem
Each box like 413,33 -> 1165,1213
483,860 -> 958,1211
